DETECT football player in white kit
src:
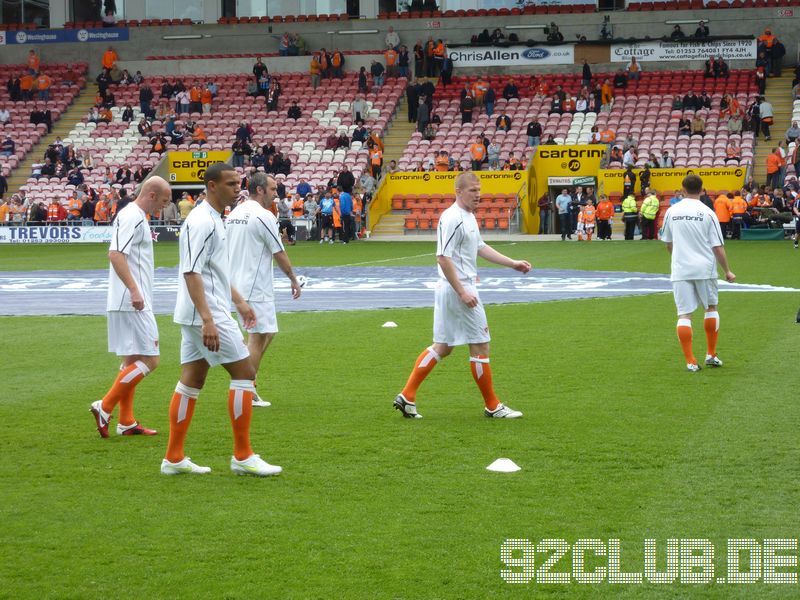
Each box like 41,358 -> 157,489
226,172 -> 302,407
90,176 -> 171,438
161,163 -> 281,476
394,171 -> 531,419
660,174 -> 736,372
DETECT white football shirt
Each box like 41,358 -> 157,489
106,202 -> 154,312
174,199 -> 233,326
436,202 -> 486,282
226,199 -> 284,303
660,198 -> 724,281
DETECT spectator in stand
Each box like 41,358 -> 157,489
501,79 -> 519,102
20,72 -> 34,101
120,104 -> 134,122
623,146 -> 637,168
495,112 -> 512,132
766,147 -> 785,188
385,26 -> 400,51
0,171 -> 6,200
138,83 -> 154,117
460,89 -> 474,124
703,56 -> 719,77
487,139 -> 501,170
331,49 -> 345,79
35,72 -> 52,101
26,49 -> 40,75
368,145 -> 383,178
683,91 -> 699,112
307,53 -> 321,90
694,20 -> 710,38
371,60 -> 385,88
727,112 -> 743,134
286,100 -> 302,121
416,97 -> 430,134
526,119 -> 543,149
102,46 -> 118,72
119,69 -> 133,85
549,93 -> 564,115
7,76 -> 21,102
612,70 -> 627,90
660,151 -> 674,168
546,22 -> 564,42
484,84 -> 496,116
357,66 -> 369,94
691,114 -> 706,137
0,136 -> 14,157
385,46 -> 398,78
725,140 -> 741,164
626,57 -> 642,81
200,84 -> 213,114
116,167 -> 132,185
670,24 -> 685,40
759,97 -> 774,139
671,95 -> 683,110
232,139 -> 251,168
601,79 -> 613,110
786,121 -> 800,143
678,116 -> 692,136
47,197 -> 67,222
66,191 -> 83,220
698,91 -> 712,110
192,124 -> 207,146
469,135 -> 487,171
398,45 -> 410,79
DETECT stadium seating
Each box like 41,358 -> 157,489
19,71 -> 405,207
142,50 -> 382,61
0,62 -> 88,182
394,193 -> 517,232
397,70 -> 757,171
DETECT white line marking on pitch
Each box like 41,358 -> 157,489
339,243 -> 517,267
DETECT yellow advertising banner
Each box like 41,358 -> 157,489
525,145 -> 606,233
369,170 -> 526,230
167,150 -> 232,183
597,166 -> 747,195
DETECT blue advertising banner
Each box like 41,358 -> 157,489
0,28 -> 129,46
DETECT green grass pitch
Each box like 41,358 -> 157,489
1,240 -> 799,598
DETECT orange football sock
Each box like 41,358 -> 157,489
401,346 -> 441,402
469,356 -> 500,411
704,311 -> 719,357
101,360 -> 151,425
676,318 -> 696,365
165,382 -> 199,463
229,380 -> 254,461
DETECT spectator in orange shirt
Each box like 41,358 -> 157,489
714,193 -> 733,238
102,46 -> 118,71
47,198 -> 67,222
765,147 -> 784,188
384,46 -> 398,78
36,73 -> 52,101
27,50 -> 40,75
435,150 -> 449,171
600,79 -> 613,110
725,141 -> 741,164
189,81 -> 202,113
20,73 -> 34,101
201,86 -> 213,114
192,124 -> 207,146
469,135 -> 487,171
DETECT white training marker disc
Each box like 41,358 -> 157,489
382,321 -> 398,328
486,458 -> 521,473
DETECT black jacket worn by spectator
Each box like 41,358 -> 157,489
0,174 -> 7,198
613,73 -> 627,88
406,82 -> 419,121
485,87 -> 496,106
694,24 -> 710,38
81,198 -> 96,220
420,80 -> 435,108
287,105 -> 301,120
337,170 -> 355,193
253,62 -> 267,81
121,107 -> 134,122
527,121 -> 542,138
160,82 -> 172,98
682,93 -> 698,111
370,62 -> 384,79
399,49 -> 410,69
582,62 -> 592,83
496,115 -> 512,130
262,142 -> 276,156
699,94 -> 712,110
502,83 -> 518,100
139,86 -> 153,104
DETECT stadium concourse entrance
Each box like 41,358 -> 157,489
544,175 -> 596,236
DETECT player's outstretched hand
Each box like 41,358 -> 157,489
512,260 -> 532,274
291,280 -> 302,300
725,271 -> 736,283
202,320 -> 220,352
236,300 -> 257,329
460,290 -> 479,308
130,288 -> 145,311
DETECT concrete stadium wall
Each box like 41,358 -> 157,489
0,8 -> 795,76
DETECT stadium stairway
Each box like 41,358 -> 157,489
368,81 -> 421,238
7,84 -> 99,198
752,73 -> 794,185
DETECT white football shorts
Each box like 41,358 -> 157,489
433,279 -> 491,346
672,279 -> 719,315
180,316 -> 250,366
237,301 -> 278,334
107,310 -> 160,357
